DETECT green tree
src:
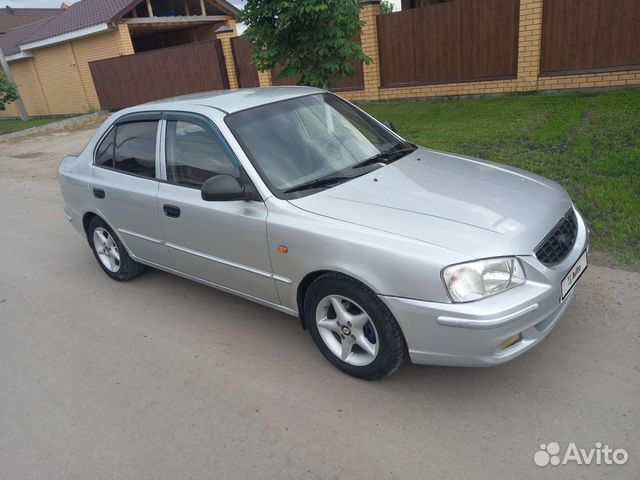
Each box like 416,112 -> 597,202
380,0 -> 394,14
0,71 -> 18,111
241,0 -> 371,88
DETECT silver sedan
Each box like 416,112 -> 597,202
59,87 -> 589,379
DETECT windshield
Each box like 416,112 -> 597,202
225,93 -> 415,197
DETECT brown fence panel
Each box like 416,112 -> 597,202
231,37 -> 260,88
540,0 -> 640,76
378,0 -> 520,87
89,40 -> 229,110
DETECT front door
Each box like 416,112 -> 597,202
156,112 -> 279,304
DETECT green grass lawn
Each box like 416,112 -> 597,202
0,116 -> 75,135
361,89 -> 640,266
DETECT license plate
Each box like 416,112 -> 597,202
561,250 -> 588,300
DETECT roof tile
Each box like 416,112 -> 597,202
18,0 -> 241,47
0,17 -> 54,56
19,0 -> 138,46
0,7 -> 62,35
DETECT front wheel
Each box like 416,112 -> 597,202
305,273 -> 407,380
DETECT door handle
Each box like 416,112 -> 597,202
163,204 -> 181,218
93,188 -> 105,199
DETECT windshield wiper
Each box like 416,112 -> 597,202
353,145 -> 417,169
283,175 -> 356,194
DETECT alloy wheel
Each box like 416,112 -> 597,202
93,227 -> 121,273
315,294 -> 379,366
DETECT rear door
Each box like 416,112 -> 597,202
155,112 -> 279,304
89,113 -> 168,265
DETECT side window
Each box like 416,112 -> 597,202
95,128 -> 115,167
165,118 -> 239,189
114,121 -> 158,178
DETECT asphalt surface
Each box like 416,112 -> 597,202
1,126 -> 638,480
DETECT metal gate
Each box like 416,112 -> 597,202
89,40 -> 230,111
231,37 -> 260,88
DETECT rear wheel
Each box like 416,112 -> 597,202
88,217 -> 145,281
305,273 -> 407,380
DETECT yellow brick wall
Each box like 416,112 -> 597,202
0,102 -> 19,118
1,24 -> 134,118
31,42 -> 87,115
537,70 -> 640,90
257,70 -> 272,87
6,58 -> 50,116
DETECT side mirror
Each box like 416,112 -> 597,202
201,174 -> 247,201
384,121 -> 397,133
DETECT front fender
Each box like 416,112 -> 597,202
265,198 -> 468,313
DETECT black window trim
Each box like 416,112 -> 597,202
92,111 -> 162,182
91,110 -> 262,200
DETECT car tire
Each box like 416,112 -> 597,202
87,216 -> 146,282
304,272 -> 407,380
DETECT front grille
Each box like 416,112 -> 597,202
535,210 -> 578,266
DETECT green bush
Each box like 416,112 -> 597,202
0,71 -> 18,111
241,0 -> 371,88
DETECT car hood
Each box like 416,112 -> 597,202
288,148 -> 573,259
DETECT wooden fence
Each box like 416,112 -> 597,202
377,0 -> 520,87
229,36 -> 365,91
540,0 -> 640,76
231,37 -> 260,88
76,0 -> 640,115
89,40 -> 229,111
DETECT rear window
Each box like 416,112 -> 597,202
114,121 -> 158,178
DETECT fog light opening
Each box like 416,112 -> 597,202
498,333 -> 523,351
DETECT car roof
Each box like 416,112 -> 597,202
145,86 -> 325,114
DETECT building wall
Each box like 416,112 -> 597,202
7,58 -> 50,116
1,98 -> 19,117
1,24 -> 134,118
32,42 -> 88,115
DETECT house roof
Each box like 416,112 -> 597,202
0,17 -> 53,56
0,6 -> 63,35
18,0 -> 240,47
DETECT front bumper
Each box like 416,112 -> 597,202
381,208 -> 589,367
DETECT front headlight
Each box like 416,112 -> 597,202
442,257 -> 526,303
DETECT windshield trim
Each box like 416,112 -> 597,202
224,92 -> 408,200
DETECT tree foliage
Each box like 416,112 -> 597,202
0,71 -> 18,111
241,0 -> 371,89
380,0 -> 394,14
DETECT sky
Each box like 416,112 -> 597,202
4,0 -> 401,11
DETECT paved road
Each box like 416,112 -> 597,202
1,127 -> 638,480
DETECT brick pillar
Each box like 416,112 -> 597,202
258,70 -> 273,87
516,0 -> 544,92
226,19 -> 238,35
216,25 -> 239,89
359,0 -> 381,100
